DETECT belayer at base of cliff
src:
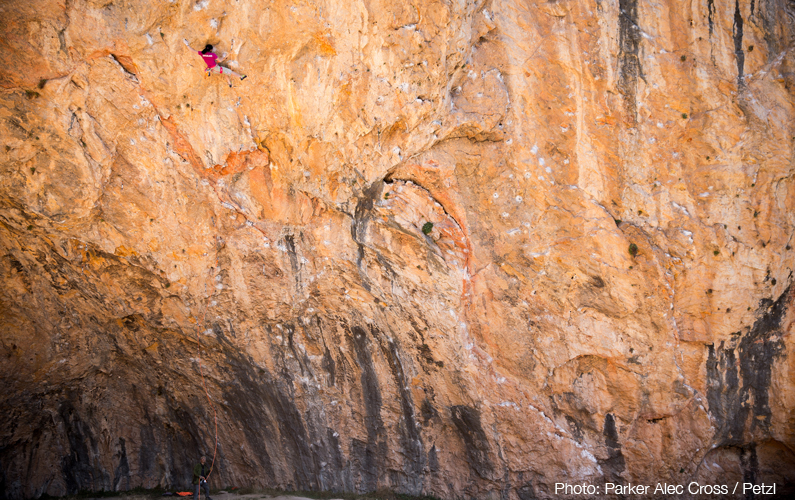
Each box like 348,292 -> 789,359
192,455 -> 213,500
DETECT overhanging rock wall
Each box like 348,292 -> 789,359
1,0 -> 794,498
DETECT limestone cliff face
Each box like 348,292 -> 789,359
1,0 -> 795,498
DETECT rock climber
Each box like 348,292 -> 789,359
184,39 -> 246,87
192,455 -> 213,500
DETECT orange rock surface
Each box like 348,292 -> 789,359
1,0 -> 794,498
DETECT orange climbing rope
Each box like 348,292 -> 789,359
195,258 -> 219,481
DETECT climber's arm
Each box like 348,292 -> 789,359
183,39 -> 199,53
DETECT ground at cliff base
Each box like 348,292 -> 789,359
54,489 -> 442,500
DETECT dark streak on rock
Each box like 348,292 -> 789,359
421,398 -> 438,426
351,182 -> 382,244
325,427 -> 350,491
599,413 -> 626,484
427,445 -> 439,473
380,338 -> 424,493
3,254 -> 29,289
706,344 -> 740,440
755,0 -> 793,58
707,0 -> 715,36
284,323 -> 312,377
58,29 -> 67,53
450,405 -> 492,478
517,480 -> 538,500
218,347 -> 302,488
374,251 -> 397,283
565,415 -> 584,442
137,425 -> 156,484
350,326 -> 386,492
590,275 -> 605,288
0,456 -> 6,500
706,286 -> 789,446
733,0 -> 746,87
322,343 -> 336,387
59,400 -> 109,493
112,438 -> 130,491
168,406 -> 206,473
283,234 -> 298,274
351,182 -> 384,290
283,234 -> 301,293
618,0 -> 643,121
417,342 -> 440,368
741,443 -> 758,496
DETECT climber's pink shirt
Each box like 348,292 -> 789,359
199,52 -> 217,68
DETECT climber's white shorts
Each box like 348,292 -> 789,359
207,65 -> 240,78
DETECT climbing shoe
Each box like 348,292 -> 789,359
240,75 -> 247,81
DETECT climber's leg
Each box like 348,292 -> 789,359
211,65 -> 245,79
210,65 -> 245,87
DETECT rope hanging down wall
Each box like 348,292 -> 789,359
193,237 -> 223,480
